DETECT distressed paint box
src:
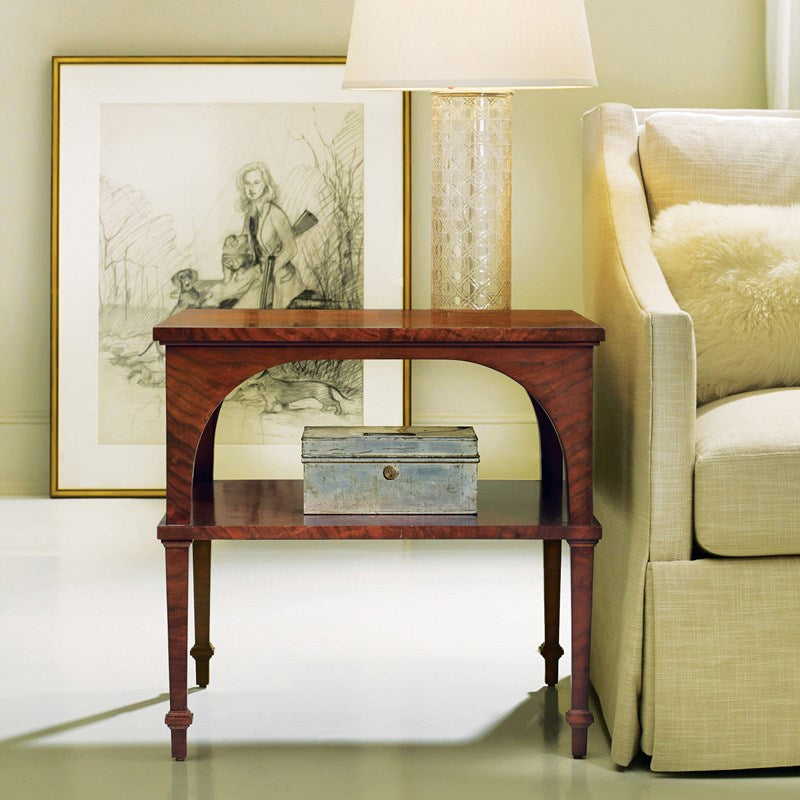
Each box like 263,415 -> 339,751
301,426 -> 479,514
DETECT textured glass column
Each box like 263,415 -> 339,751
431,93 -> 512,310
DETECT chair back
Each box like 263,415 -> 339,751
634,108 -> 800,220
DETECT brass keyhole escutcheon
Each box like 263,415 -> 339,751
383,465 -> 399,480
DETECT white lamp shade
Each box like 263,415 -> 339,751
343,0 -> 597,91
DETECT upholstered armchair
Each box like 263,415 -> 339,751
582,103 -> 800,771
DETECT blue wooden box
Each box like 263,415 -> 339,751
301,426 -> 479,514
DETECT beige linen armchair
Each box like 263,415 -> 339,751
583,103 -> 800,771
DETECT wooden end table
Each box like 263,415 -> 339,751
154,309 -> 604,761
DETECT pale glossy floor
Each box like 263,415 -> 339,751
2,499 -> 799,799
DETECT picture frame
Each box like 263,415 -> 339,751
51,56 -> 411,497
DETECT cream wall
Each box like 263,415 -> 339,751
1,0 -> 765,494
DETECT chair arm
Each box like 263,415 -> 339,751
583,103 -> 695,563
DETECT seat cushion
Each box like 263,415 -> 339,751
694,387 -> 800,556
638,111 -> 800,219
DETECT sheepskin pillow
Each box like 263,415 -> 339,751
651,202 -> 800,405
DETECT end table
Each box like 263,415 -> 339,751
154,309 -> 604,760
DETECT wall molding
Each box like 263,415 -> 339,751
0,413 -> 49,426
0,412 -> 536,427
413,412 -> 538,426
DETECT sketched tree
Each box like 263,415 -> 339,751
99,177 -> 187,334
300,110 -> 364,309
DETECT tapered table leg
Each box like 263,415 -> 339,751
164,541 -> 193,761
565,540 -> 597,758
190,540 -> 214,688
539,540 -> 564,686
531,397 -> 566,687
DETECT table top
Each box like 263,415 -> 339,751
154,309 -> 605,345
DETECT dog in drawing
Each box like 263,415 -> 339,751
136,268 -> 205,361
170,268 -> 205,311
233,372 -> 350,415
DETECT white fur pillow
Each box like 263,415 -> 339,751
651,202 -> 800,404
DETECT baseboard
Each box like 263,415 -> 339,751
0,413 -> 49,496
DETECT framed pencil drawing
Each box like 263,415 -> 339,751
51,57 -> 410,496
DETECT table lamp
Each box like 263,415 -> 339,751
343,0 -> 596,310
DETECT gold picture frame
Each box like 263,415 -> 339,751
51,56 -> 411,497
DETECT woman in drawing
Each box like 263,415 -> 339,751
234,161 -> 307,308
205,161 -> 308,309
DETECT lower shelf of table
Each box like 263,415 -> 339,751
158,479 -> 601,541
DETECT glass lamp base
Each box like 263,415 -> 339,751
431,92 -> 512,310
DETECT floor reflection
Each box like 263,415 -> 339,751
2,498 -> 799,799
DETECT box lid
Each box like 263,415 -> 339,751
301,426 -> 479,461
